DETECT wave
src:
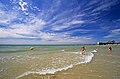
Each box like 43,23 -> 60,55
16,65 -> 73,79
16,51 -> 94,79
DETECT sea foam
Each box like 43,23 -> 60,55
16,51 -> 94,79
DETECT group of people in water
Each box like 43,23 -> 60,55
81,46 -> 112,55
29,45 -> 113,54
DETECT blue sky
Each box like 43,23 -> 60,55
0,0 -> 120,44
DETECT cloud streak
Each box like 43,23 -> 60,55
104,29 -> 120,38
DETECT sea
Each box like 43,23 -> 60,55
0,45 -> 120,79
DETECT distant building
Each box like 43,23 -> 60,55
97,40 -> 120,45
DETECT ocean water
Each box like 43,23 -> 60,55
0,45 -> 119,79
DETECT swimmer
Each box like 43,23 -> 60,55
81,46 -> 85,55
29,47 -> 34,50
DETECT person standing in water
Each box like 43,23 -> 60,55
108,46 -> 112,53
81,46 -> 85,55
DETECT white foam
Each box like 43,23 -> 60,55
16,65 -> 73,79
61,50 -> 65,52
16,52 -> 94,79
66,52 -> 82,54
91,49 -> 97,53
84,53 -> 94,63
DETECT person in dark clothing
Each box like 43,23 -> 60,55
108,46 -> 112,52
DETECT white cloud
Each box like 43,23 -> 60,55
0,32 -> 95,44
54,36 -> 93,44
37,32 -> 95,44
47,9 -> 74,24
67,29 -> 93,34
92,0 -> 118,12
86,0 -> 99,6
67,20 -> 85,25
19,0 -> 28,11
48,18 -> 69,27
0,2 -> 46,40
38,32 -> 56,40
0,9 -> 18,24
0,39 -> 41,44
51,20 -> 85,31
0,16 -> 46,38
104,29 -> 120,38
0,28 -> 37,38
51,25 -> 69,31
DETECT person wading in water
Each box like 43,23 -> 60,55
81,46 -> 85,55
108,46 -> 112,53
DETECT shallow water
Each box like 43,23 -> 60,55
0,45 -> 120,79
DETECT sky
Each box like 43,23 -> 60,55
0,0 -> 120,44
